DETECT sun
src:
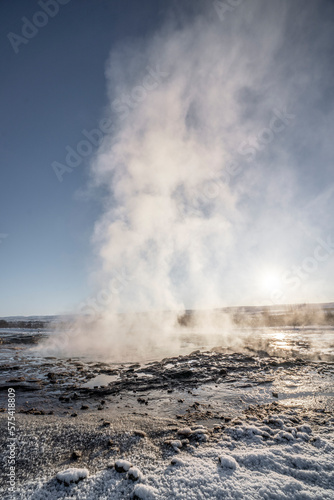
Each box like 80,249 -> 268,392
260,269 -> 282,291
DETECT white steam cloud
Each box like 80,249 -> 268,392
42,1 -> 334,360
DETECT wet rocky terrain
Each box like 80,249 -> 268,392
1,345 -> 333,422
1,323 -> 334,498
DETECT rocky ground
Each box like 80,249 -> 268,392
0,346 -> 334,498
1,325 -> 334,499
1,396 -> 333,499
1,347 -> 333,417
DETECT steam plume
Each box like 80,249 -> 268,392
42,1 -> 334,359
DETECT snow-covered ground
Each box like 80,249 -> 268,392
2,409 -> 334,499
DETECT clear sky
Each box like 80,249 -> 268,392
1,0 -> 334,316
0,0 -> 182,316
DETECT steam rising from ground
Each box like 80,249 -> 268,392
42,1 -> 334,359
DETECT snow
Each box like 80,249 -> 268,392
56,468 -> 89,485
219,455 -> 238,469
298,425 -> 312,434
3,417 -> 334,499
115,459 -> 132,472
177,427 -> 192,437
128,466 -> 143,481
171,457 -> 185,466
133,484 -> 157,499
170,439 -> 183,452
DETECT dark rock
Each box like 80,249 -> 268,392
115,460 -> 132,473
71,450 -> 82,460
169,369 -> 193,379
128,468 -> 141,481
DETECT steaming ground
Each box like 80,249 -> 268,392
1,319 -> 334,499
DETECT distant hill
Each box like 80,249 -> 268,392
1,302 -> 333,330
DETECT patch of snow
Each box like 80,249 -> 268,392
298,425 -> 312,434
56,467 -> 89,485
170,440 -> 182,452
115,459 -> 132,472
4,418 -> 334,499
133,483 -> 157,499
128,466 -> 143,481
219,455 -> 238,470
296,432 -> 311,441
171,457 -> 185,466
177,427 -> 192,437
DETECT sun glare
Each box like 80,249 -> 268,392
260,269 -> 282,291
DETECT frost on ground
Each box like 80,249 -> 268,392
56,468 -> 89,485
2,409 -> 334,500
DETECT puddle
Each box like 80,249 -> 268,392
82,373 -> 120,388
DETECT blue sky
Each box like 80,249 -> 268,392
1,0 -> 334,316
0,0 -> 183,315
